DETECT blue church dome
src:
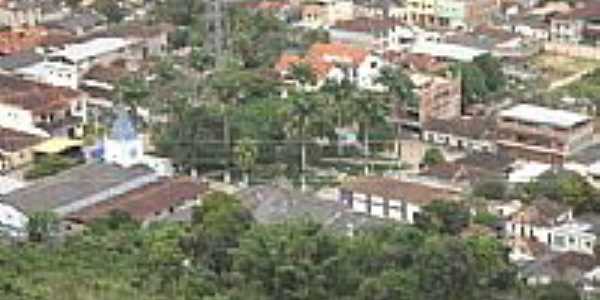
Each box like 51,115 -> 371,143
110,109 -> 137,141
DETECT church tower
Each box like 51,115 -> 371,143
103,110 -> 144,168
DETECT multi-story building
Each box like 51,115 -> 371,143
300,0 -> 354,28
403,0 -> 498,29
0,0 -> 42,28
392,73 -> 461,132
496,104 -> 593,164
0,74 -> 87,138
549,2 -> 600,44
330,17 -> 416,52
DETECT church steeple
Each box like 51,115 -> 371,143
103,109 -> 144,168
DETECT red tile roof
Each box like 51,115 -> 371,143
0,75 -> 82,114
0,27 -> 48,55
0,126 -> 44,153
307,42 -> 369,66
67,178 -> 209,224
341,176 -> 458,206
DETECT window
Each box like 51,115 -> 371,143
371,61 -> 378,69
569,237 -> 576,244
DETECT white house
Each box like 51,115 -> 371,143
0,74 -> 87,138
339,176 -> 457,224
16,61 -> 79,89
275,42 -> 386,91
505,199 -> 573,246
550,222 -> 597,255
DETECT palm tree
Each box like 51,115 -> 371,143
321,79 -> 355,155
206,60 -> 245,183
351,90 -> 389,175
234,138 -> 258,186
286,90 -> 321,191
376,66 -> 417,158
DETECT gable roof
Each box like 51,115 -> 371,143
237,184 -> 388,233
0,163 -> 156,215
0,127 -> 44,153
509,199 -> 570,226
307,42 -> 369,66
341,176 -> 457,206
0,74 -> 81,114
67,177 -> 208,224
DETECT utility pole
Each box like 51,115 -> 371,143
204,0 -> 229,67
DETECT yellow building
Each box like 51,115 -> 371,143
0,127 -> 45,172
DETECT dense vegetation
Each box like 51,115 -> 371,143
1,193 -> 583,300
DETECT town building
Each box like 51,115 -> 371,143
338,176 -> 458,224
0,26 -> 47,56
329,17 -> 415,52
0,162 -> 159,217
520,251 -> 597,286
275,42 -> 385,90
505,199 -> 573,247
299,0 -> 354,28
0,0 -> 42,28
67,177 -> 208,227
422,116 -> 496,153
402,0 -> 498,29
392,72 -> 461,132
0,74 -> 87,138
549,1 -> 600,44
496,104 -> 593,164
0,126 -> 44,172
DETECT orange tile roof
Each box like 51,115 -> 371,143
307,42 -> 369,66
0,27 -> 48,55
275,53 -> 302,72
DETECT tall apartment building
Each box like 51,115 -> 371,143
393,73 -> 462,132
496,104 -> 593,164
402,0 -> 498,29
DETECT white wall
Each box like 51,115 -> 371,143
0,103 -> 34,130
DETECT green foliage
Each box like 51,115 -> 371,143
376,66 -> 417,107
1,202 -> 522,300
25,155 -> 79,180
453,54 -> 506,105
27,211 -> 59,243
234,138 -> 258,173
417,200 -> 471,235
534,281 -> 580,300
94,0 -> 125,24
472,179 -> 508,200
421,147 -> 445,167
474,54 -> 506,93
473,211 -> 500,227
523,170 -> 598,213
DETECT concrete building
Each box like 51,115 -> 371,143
422,116 -> 496,153
549,1 -> 600,44
496,104 -> 593,164
0,126 -> 45,172
329,17 -> 415,51
0,74 -> 87,138
339,176 -> 457,224
403,0 -> 498,29
392,73 -> 461,132
505,199 -> 573,246
300,0 -> 354,28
